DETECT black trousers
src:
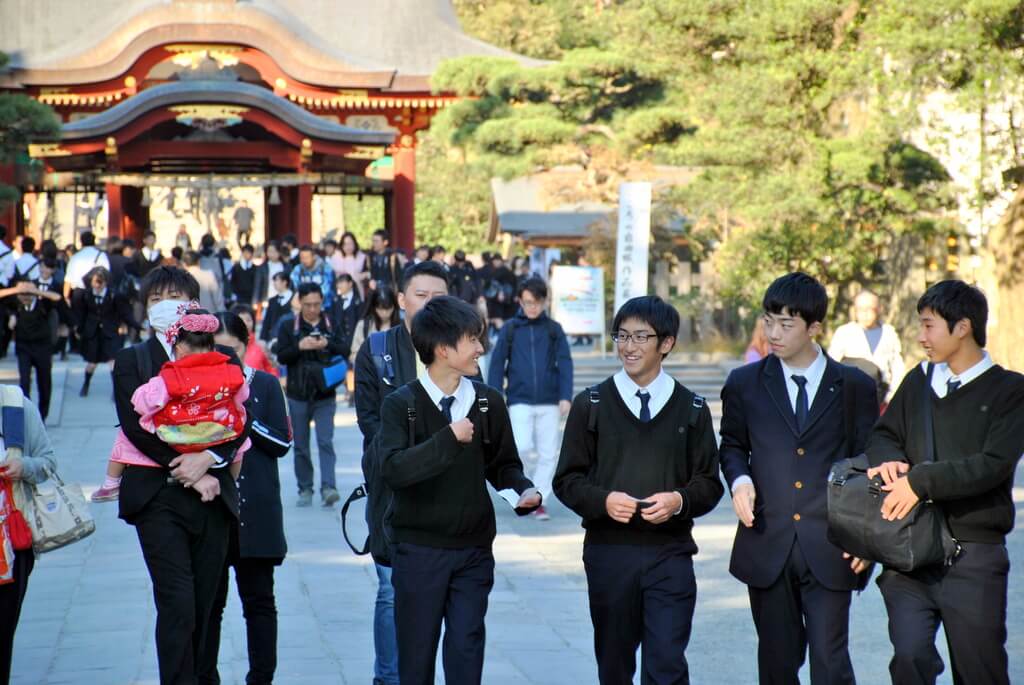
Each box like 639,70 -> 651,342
197,529 -> 280,685
583,542 -> 697,685
0,548 -> 34,685
133,482 -> 232,685
16,343 -> 52,421
391,542 -> 494,685
747,539 -> 854,685
878,541 -> 1009,685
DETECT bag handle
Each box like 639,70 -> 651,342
339,484 -> 369,555
923,363 -> 936,464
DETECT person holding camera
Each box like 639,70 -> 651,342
274,282 -> 347,508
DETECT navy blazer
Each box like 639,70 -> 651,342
719,353 -> 878,591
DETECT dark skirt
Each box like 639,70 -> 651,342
80,331 -> 122,363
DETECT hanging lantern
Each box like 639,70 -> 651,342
141,185 -> 152,207
269,185 -> 281,205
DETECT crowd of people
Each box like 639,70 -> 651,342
0,219 -> 1021,685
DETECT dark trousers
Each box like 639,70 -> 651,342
16,343 -> 52,421
878,541 -> 1009,685
133,482 -> 232,685
198,529 -> 280,685
583,542 -> 696,685
0,548 -> 34,685
391,543 -> 494,685
748,539 -> 854,685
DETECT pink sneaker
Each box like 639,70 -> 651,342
531,505 -> 550,521
91,485 -> 120,502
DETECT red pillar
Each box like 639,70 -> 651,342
393,144 -> 416,254
106,183 -> 123,238
296,184 -> 312,245
0,163 -> 18,234
120,185 -> 149,244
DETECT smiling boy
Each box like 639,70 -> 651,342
866,280 -> 1024,685
378,295 -> 540,685
554,295 -> 724,684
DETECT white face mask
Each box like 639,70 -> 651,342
148,299 -> 188,332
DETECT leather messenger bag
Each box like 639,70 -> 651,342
827,363 -> 960,572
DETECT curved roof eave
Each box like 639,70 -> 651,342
60,80 -> 396,146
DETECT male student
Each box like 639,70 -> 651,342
353,259 -> 449,685
866,279 -> 1024,685
487,276 -> 573,520
378,295 -> 540,685
719,272 -> 878,685
554,295 -> 724,685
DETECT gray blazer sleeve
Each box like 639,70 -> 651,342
19,399 -> 57,485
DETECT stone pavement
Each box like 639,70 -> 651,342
6,359 -> 1023,684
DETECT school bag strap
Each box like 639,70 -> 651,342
369,330 -> 397,387
470,381 -> 492,445
339,483 -> 369,555
689,393 -> 705,429
586,384 -> 601,433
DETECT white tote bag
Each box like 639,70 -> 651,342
1,385 -> 95,554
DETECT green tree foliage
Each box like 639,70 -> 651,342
441,1 -> 1021,322
0,52 -> 61,209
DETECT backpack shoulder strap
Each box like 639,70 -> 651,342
688,391 -> 705,429
369,330 -> 396,386
586,384 -> 601,433
397,384 -> 417,446
471,381 -> 492,445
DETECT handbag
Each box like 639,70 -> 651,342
0,385 -> 95,554
23,465 -> 96,554
827,363 -> 960,572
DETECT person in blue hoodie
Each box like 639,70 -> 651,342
487,276 -> 573,520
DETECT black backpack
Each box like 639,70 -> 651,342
341,378 -> 493,563
584,381 -> 705,434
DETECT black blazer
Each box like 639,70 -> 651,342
114,335 -> 252,522
237,369 -> 292,559
259,293 -> 291,344
719,354 -> 878,591
73,289 -> 135,338
329,293 -> 362,360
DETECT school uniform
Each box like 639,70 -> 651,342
259,290 -> 292,346
866,354 -> 1024,685
719,349 -> 878,685
72,287 -> 136,363
13,298 -> 54,421
379,374 -> 534,685
328,291 -> 362,360
554,370 -> 724,685
230,259 -> 257,306
132,247 -> 163,279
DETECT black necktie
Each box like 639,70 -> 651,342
440,396 -> 456,423
636,390 -> 652,423
946,379 -> 961,396
792,375 -> 809,430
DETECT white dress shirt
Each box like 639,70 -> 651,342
923,352 -> 993,398
418,371 -> 475,423
613,368 -> 675,420
778,344 -> 827,412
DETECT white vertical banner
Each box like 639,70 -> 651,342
614,182 -> 652,313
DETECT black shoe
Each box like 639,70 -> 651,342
79,385 -> 89,397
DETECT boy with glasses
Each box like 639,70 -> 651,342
554,295 -> 724,684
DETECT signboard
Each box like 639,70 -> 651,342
550,265 -> 605,335
614,182 -> 652,313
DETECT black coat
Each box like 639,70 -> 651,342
719,354 -> 878,591
230,262 -> 257,306
237,369 -> 291,560
72,288 -> 137,363
259,292 -> 292,344
113,335 -> 252,522
328,292 -> 362,360
274,313 -> 347,402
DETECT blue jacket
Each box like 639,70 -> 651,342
289,257 -> 335,307
487,311 -> 573,406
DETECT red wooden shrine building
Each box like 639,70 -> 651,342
0,0 -> 533,252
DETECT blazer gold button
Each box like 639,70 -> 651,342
796,448 -> 805,456
793,513 -> 801,521
795,481 -> 803,489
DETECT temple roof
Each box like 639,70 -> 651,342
60,79 -> 396,144
0,0 -> 540,91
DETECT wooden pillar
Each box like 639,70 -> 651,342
106,183 -> 123,238
296,184 -> 312,245
393,140 -> 416,254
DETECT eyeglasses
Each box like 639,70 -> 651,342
612,332 -> 656,345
